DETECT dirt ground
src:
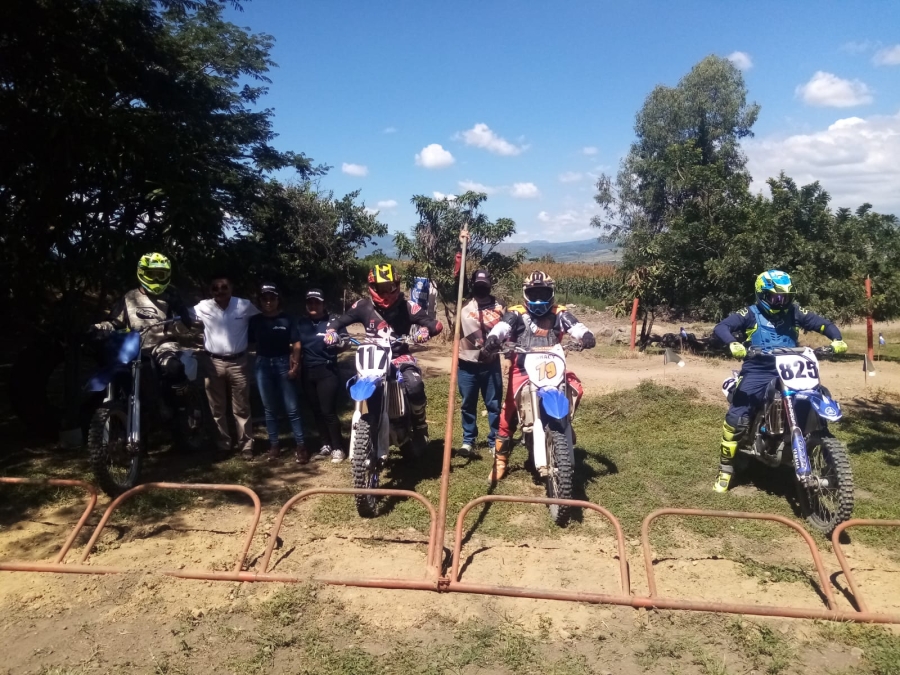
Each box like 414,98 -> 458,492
2,310 -> 900,674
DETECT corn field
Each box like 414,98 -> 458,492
491,262 -> 621,307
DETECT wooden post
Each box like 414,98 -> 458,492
630,298 -> 639,352
865,277 -> 874,364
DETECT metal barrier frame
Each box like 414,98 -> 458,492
832,519 -> 900,615
639,508 -> 900,623
0,478 -> 98,569
446,495 -> 631,603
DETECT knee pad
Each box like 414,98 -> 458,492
722,416 -> 748,442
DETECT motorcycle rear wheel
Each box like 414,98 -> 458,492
351,416 -> 380,518
544,423 -> 574,527
88,401 -> 143,498
797,432 -> 854,535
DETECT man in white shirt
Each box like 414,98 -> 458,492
193,274 -> 260,457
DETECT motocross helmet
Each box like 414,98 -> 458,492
137,252 -> 172,295
523,270 -> 555,317
368,263 -> 400,309
755,270 -> 794,315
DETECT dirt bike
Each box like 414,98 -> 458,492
85,318 -> 210,497
498,340 -> 583,527
344,333 -> 417,518
722,345 -> 854,535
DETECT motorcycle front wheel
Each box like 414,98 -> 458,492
544,422 -> 574,527
351,416 -> 380,518
88,401 -> 143,498
797,431 -> 854,535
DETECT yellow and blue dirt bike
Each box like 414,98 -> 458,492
722,345 -> 854,534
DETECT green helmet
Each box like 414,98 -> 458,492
137,252 -> 172,295
755,270 -> 794,314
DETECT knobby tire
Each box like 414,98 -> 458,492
544,423 -> 574,527
351,416 -> 379,518
798,432 -> 854,535
88,401 -> 142,498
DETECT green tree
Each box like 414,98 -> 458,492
0,0 -> 320,330
223,181 -> 387,301
394,192 -> 523,326
592,55 -> 759,328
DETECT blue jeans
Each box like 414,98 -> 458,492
255,355 -> 304,445
457,359 -> 502,447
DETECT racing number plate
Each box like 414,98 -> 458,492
523,344 -> 566,388
775,347 -> 821,390
356,344 -> 390,378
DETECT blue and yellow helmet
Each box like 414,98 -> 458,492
755,270 -> 794,314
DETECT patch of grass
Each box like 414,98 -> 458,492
736,556 -> 811,586
818,623 -> 900,675
636,635 -> 689,666
726,620 -> 794,675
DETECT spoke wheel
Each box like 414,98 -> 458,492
544,423 -> 574,527
351,416 -> 380,518
88,401 -> 143,498
797,432 -> 854,535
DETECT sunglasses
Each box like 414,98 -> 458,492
261,294 -> 278,302
212,284 -> 230,293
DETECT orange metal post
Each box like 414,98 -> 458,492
630,298 -> 639,351
866,277 -> 874,363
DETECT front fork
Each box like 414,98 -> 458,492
783,394 -> 813,484
128,362 -> 141,450
349,385 -> 389,462
529,384 -> 573,477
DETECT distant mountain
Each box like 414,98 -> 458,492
361,235 -> 618,263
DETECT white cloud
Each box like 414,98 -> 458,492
342,162 -> 369,177
727,51 -> 753,70
874,44 -> 900,66
383,126 -> 398,134
415,144 -> 455,169
510,204 -> 601,242
582,146 -> 599,156
376,199 -> 398,209
457,123 -> 527,156
558,171 -> 584,183
511,182 -> 540,199
796,71 -> 873,108
432,191 -> 457,201
841,40 -> 879,54
745,110 -> 900,214
458,180 -> 499,195
364,207 -> 378,215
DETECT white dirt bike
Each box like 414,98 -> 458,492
345,333 -> 416,518
500,341 -> 582,526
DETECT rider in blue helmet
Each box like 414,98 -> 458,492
711,270 -> 848,493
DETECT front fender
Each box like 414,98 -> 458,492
538,386 -> 570,420
349,376 -> 381,402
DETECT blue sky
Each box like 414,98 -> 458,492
226,1 -> 900,242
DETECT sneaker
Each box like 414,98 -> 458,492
457,443 -> 480,459
331,448 -> 346,463
713,471 -> 732,493
266,444 -> 281,462
316,445 -> 332,459
295,445 -> 310,465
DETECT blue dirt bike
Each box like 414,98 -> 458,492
85,318 -> 210,497
722,345 -> 854,534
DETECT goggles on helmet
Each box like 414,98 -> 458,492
524,287 -> 553,303
142,268 -> 170,282
761,290 -> 793,310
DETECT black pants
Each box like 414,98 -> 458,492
303,363 -> 345,451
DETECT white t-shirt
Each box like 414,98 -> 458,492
192,297 -> 260,355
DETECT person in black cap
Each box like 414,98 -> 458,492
248,283 -> 308,463
299,289 -> 347,463
456,269 -> 506,458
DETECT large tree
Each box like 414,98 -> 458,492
394,192 -> 522,326
593,55 -> 759,323
0,0 -> 320,330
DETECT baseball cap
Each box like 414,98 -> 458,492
259,283 -> 279,296
306,289 -> 325,301
471,269 -> 492,286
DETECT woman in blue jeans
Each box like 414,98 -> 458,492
248,284 -> 309,463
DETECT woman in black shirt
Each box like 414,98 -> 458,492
249,284 -> 308,463
300,289 -> 347,463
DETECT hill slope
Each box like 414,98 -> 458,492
362,235 -> 619,263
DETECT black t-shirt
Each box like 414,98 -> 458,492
249,312 -> 300,358
298,314 -> 340,368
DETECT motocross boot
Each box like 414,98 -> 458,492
714,436 -> 739,493
412,424 -> 429,458
488,436 -> 512,484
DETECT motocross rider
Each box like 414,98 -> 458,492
711,269 -> 847,493
324,264 -> 443,455
90,253 -> 194,415
481,271 -> 597,483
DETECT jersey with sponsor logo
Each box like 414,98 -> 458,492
327,295 -> 443,354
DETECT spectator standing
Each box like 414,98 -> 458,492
299,289 -> 347,463
193,274 -> 259,458
457,269 -> 505,458
248,284 -> 308,464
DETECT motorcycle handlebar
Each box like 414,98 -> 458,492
745,345 -> 834,358
493,340 -> 583,356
